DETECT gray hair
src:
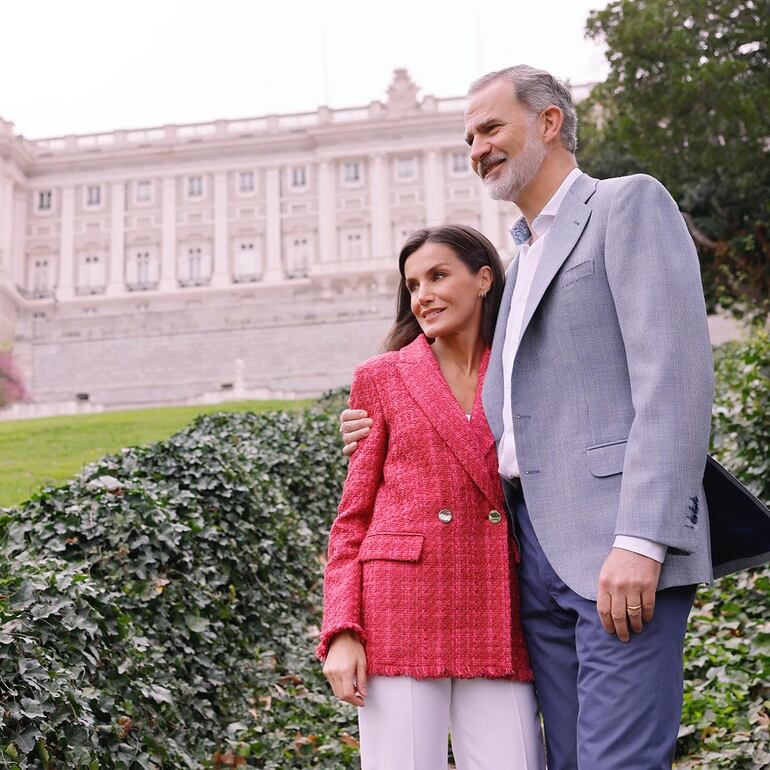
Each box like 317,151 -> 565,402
469,65 -> 578,154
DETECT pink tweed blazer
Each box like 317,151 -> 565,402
318,334 -> 533,681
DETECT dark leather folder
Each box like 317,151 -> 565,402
704,455 -> 770,577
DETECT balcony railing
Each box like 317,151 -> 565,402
29,83 -> 596,157
29,96 -> 468,156
126,281 -> 159,292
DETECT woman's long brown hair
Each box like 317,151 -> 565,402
383,224 -> 506,352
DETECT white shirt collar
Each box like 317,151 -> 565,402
531,167 -> 583,236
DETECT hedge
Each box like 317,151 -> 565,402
0,396 -> 349,768
1,335 -> 769,768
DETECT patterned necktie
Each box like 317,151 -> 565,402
509,217 -> 532,245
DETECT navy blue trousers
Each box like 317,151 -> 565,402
504,481 -> 695,770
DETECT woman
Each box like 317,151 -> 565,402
317,225 -> 544,769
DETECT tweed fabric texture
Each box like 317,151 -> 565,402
483,172 -> 715,600
318,335 -> 533,682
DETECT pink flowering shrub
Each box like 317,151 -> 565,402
0,349 -> 27,406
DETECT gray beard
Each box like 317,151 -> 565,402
484,133 -> 547,201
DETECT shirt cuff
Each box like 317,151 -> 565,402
613,535 -> 667,563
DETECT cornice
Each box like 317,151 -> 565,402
23,112 -> 467,179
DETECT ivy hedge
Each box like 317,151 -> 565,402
1,336 -> 769,769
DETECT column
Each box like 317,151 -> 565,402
12,188 -> 27,291
263,167 -> 283,282
107,181 -> 125,294
211,172 -> 229,287
0,177 -> 13,285
480,186 -> 501,246
159,177 -> 176,291
369,154 -> 391,259
57,185 -> 75,300
424,150 -> 445,226
317,160 -> 336,265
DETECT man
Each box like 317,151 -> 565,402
341,65 -> 715,769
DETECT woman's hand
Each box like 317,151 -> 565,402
340,409 -> 372,457
323,630 -> 368,706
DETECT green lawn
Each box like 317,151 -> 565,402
0,400 -> 310,508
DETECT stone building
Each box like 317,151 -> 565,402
0,70 -> 594,417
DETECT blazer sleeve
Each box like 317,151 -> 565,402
316,363 -> 388,659
604,175 -> 714,554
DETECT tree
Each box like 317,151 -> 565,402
580,0 -> 770,321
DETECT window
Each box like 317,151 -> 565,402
239,171 -> 255,193
234,240 -> 260,282
343,161 -> 361,184
290,166 -> 307,189
394,222 -> 422,248
188,247 -> 203,280
78,254 -> 105,294
86,185 -> 101,206
177,244 -> 210,286
396,157 -> 417,181
38,190 -> 52,211
136,251 -> 151,285
340,227 -> 369,261
136,180 -> 152,203
127,249 -> 158,290
285,234 -> 311,278
451,151 -> 468,174
188,176 -> 203,197
346,233 -> 363,259
32,258 -> 50,296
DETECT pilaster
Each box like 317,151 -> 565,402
57,185 -> 75,300
159,177 -> 177,291
479,188 -> 501,248
424,149 -> 445,225
107,181 -> 125,294
369,154 -> 391,259
264,167 -> 284,282
12,189 -> 26,292
211,172 -> 229,287
0,177 -> 13,286
317,160 -> 336,264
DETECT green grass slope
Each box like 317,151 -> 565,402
0,400 -> 309,507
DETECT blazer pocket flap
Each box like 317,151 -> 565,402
557,259 -> 595,287
586,440 -> 628,477
359,533 -> 424,562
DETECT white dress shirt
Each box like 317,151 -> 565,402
498,167 -> 666,564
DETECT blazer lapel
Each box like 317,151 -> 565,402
398,336 -> 501,506
519,174 -> 598,339
517,189 -> 592,346
482,254 -> 519,443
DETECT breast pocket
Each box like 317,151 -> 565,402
554,258 -> 595,288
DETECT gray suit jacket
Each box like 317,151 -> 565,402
482,172 -> 715,600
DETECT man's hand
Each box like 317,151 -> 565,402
323,630 -> 368,706
340,408 -> 372,457
596,548 -> 662,643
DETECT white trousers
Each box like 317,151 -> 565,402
358,676 -> 545,770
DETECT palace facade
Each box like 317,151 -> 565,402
0,70 -> 594,416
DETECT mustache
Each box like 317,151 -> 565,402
479,153 -> 508,178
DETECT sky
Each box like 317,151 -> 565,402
1,0 -> 611,139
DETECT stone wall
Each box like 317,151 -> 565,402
0,288 -> 17,345
13,272 -> 400,408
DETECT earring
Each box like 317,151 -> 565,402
479,289 -> 487,300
